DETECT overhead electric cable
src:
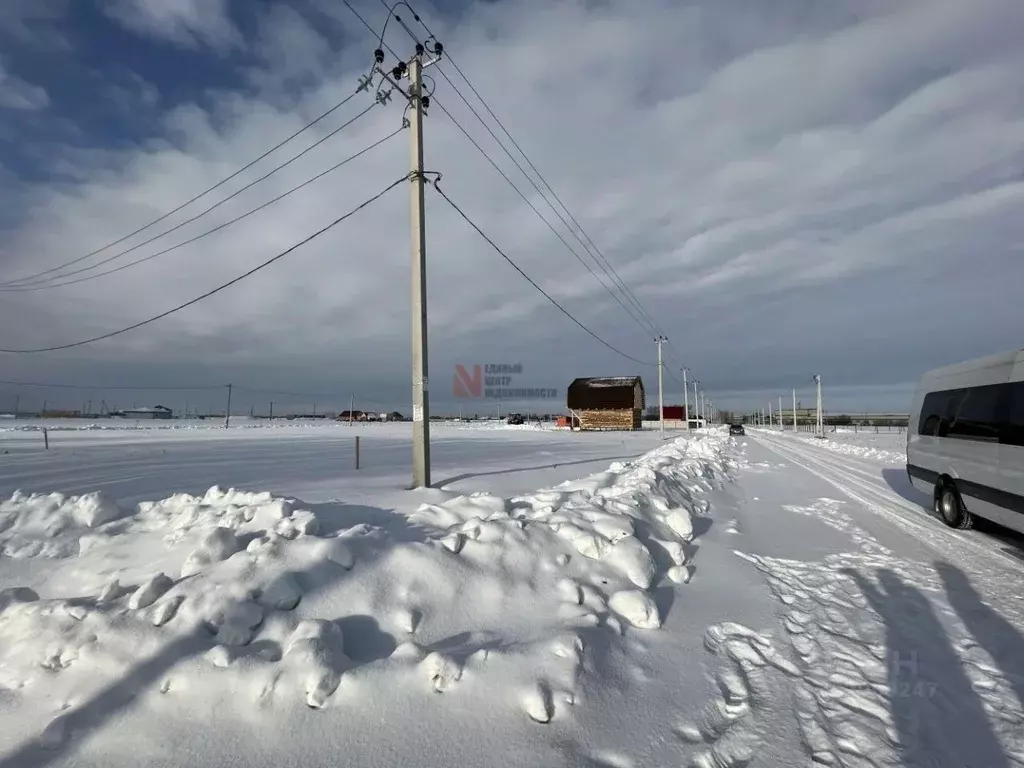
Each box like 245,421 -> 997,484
432,182 -> 655,368
0,175 -> 407,354
0,92 -> 366,287
1,124 -> 404,292
4,104 -> 380,290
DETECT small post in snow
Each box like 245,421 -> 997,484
43,428 -> 49,450
355,435 -> 361,469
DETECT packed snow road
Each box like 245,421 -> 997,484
2,424 -> 1024,767
728,430 -> 1024,767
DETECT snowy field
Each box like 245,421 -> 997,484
2,422 -> 1024,767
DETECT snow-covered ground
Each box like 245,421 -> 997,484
2,422 -> 1024,767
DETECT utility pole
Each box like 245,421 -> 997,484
793,388 -> 797,432
270,401 -> 274,421
768,401 -> 772,430
408,51 -> 432,488
656,336 -> 666,438
14,394 -> 20,420
778,396 -> 783,429
225,384 -> 233,429
700,390 -> 706,425
693,379 -> 699,428
349,394 -> 354,425
813,374 -> 823,437
682,369 -> 689,431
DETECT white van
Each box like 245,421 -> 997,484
906,349 -> 1024,533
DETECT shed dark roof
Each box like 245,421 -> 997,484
567,376 -> 645,411
568,377 -> 643,388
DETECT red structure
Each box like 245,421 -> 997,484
662,405 -> 686,420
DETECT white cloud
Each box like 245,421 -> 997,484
0,60 -> 49,110
1,0 -> 1023,409
102,0 -> 240,49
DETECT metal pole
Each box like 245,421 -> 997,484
682,369 -> 689,431
270,401 -> 274,421
224,384 -> 232,429
814,375 -> 823,437
693,380 -> 699,428
656,336 -> 665,438
792,389 -> 797,432
409,54 -> 432,487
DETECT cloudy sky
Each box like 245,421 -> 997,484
1,0 -> 1022,417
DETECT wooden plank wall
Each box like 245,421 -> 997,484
578,408 -> 641,431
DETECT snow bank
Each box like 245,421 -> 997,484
0,433 -> 729,755
789,429 -> 906,464
0,490 -> 127,558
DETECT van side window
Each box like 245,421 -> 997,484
1006,381 -> 1024,448
919,391 -> 951,436
946,384 -> 1002,442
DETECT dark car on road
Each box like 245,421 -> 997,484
729,424 -> 745,436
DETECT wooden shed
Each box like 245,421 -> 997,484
566,376 -> 645,431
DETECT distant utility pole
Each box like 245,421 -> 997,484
792,389 -> 797,432
224,384 -> 233,429
14,394 -> 20,420
682,368 -> 689,431
700,390 -> 706,425
656,336 -> 666,438
693,379 -> 699,427
349,394 -> 355,425
813,374 -> 823,437
269,401 -> 274,421
778,396 -> 783,429
768,400 -> 772,430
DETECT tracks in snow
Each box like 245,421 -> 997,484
753,431 -> 1024,582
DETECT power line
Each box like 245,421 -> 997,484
0,379 -> 223,391
0,175 -> 407,354
3,103 -> 380,291
432,182 -> 655,368
383,0 -> 669,342
2,124 -> 404,292
0,92 -> 366,288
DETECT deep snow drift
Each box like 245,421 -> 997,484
0,430 -> 730,767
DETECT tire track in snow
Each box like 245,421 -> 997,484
753,432 -> 1024,584
716,441 -> 1024,767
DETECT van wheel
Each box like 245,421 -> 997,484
936,482 -> 973,530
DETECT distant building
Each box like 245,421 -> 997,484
662,405 -> 686,420
120,405 -> 173,420
566,376 -> 645,431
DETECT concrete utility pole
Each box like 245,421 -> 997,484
779,396 -> 783,429
656,336 -> 666,438
693,379 -> 699,428
14,394 -> 20,420
768,401 -> 772,430
269,401 -> 274,421
813,374 -> 823,437
700,391 -> 706,425
409,52 -> 432,487
682,368 -> 689,431
792,389 -> 797,432
224,384 -> 233,429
